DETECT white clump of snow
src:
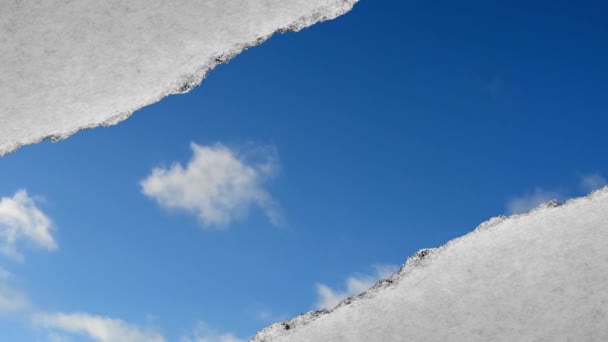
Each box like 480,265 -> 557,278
0,0 -> 358,156
252,187 -> 608,342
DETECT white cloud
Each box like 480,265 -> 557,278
255,309 -> 288,323
35,312 -> 165,342
181,321 -> 244,342
47,332 -> 73,342
580,172 -> 607,193
506,187 -> 560,215
0,282 -> 30,314
0,267 -> 30,314
0,190 -> 57,260
141,143 -> 281,228
0,266 -> 10,280
315,265 -> 398,310
0,269 -> 163,341
507,173 -> 607,215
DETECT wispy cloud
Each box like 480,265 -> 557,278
0,268 -> 30,314
180,321 -> 244,342
506,172 -> 607,215
0,266 -> 10,280
254,308 -> 288,324
315,265 -> 398,310
0,190 -> 57,260
141,143 -> 282,228
506,187 -> 560,215
34,312 -> 165,342
580,172 -> 607,193
47,332 -> 73,342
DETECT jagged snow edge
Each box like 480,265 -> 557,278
0,0 -> 359,157
250,186 -> 608,342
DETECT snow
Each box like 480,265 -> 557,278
0,0 -> 358,156
252,187 -> 608,341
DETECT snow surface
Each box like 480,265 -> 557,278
0,0 -> 357,156
252,187 -> 608,341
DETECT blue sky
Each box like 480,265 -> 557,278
1,1 -> 607,341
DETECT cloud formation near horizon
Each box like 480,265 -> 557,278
506,187 -> 560,215
35,312 -> 165,342
580,173 -> 607,193
506,172 -> 607,214
0,190 -> 57,259
141,143 -> 281,228
0,268 -> 30,314
180,321 -> 244,342
315,265 -> 398,310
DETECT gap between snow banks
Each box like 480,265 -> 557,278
252,187 -> 608,341
0,0 -> 358,156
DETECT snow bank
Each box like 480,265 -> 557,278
0,0 -> 358,156
253,187 -> 608,341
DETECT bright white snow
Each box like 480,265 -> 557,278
252,187 -> 608,342
0,0 -> 358,156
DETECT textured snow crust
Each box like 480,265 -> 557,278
253,187 -> 608,341
0,0 -> 357,156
